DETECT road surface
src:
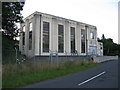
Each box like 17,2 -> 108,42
22,60 -> 118,88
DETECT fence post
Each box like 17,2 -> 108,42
56,51 -> 58,66
65,51 -> 67,60
50,53 -> 53,64
15,47 -> 18,65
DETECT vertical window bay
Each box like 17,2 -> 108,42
81,29 -> 86,53
43,21 -> 49,52
58,24 -> 64,53
70,27 -> 75,53
22,26 -> 25,46
29,23 -> 32,50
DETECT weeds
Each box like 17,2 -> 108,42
2,60 -> 101,88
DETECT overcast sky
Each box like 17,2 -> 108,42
21,0 -> 119,43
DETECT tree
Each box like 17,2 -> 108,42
98,34 -> 120,56
2,2 -> 25,64
101,34 -> 105,40
118,44 -> 120,56
2,2 -> 25,39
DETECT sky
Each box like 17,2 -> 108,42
21,0 -> 119,43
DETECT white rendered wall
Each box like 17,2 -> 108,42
65,20 -> 70,55
40,14 -> 53,55
24,19 -> 29,56
19,23 -> 24,54
34,14 -> 40,56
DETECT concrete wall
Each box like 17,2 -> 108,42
34,14 -> 40,56
29,55 -> 91,63
26,55 -> 118,64
94,56 -> 118,63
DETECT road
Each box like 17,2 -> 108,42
22,60 -> 118,88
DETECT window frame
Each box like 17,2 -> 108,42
81,29 -> 86,53
29,22 -> 32,50
70,27 -> 76,53
22,26 -> 25,46
42,21 -> 50,53
58,24 -> 64,53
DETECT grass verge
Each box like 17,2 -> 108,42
2,60 -> 101,88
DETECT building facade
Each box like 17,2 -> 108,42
19,11 -> 103,58
97,42 -> 103,56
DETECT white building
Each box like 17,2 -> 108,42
97,42 -> 103,56
19,11 -> 103,58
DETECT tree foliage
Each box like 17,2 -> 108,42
2,2 -> 25,64
98,34 -> 120,56
2,2 -> 24,39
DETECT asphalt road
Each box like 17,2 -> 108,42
22,60 -> 118,88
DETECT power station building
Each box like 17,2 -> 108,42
19,11 -> 103,58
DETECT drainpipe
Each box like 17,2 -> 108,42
85,25 -> 88,56
39,14 -> 42,55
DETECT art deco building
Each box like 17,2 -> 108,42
19,11 -> 103,57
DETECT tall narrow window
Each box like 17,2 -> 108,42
22,26 -> 25,45
58,24 -> 64,53
81,29 -> 86,53
90,32 -> 94,39
70,27 -> 75,53
29,23 -> 32,50
43,21 -> 49,52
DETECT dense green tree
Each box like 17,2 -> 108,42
2,2 -> 25,64
2,2 -> 25,39
98,34 -> 120,56
118,44 -> 120,56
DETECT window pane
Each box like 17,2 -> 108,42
70,27 -> 75,53
90,32 -> 94,39
43,21 -> 49,52
58,24 -> 64,53
81,41 -> 85,53
81,29 -> 86,53
29,23 -> 32,50
22,26 -> 25,45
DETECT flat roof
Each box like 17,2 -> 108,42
24,11 -> 96,28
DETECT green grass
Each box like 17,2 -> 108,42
2,60 -> 101,88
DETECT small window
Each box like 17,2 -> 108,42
90,32 -> 94,39
23,26 -> 25,32
22,26 -> 25,45
29,22 -> 32,50
29,23 -> 32,31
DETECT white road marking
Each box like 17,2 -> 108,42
78,71 -> 106,86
